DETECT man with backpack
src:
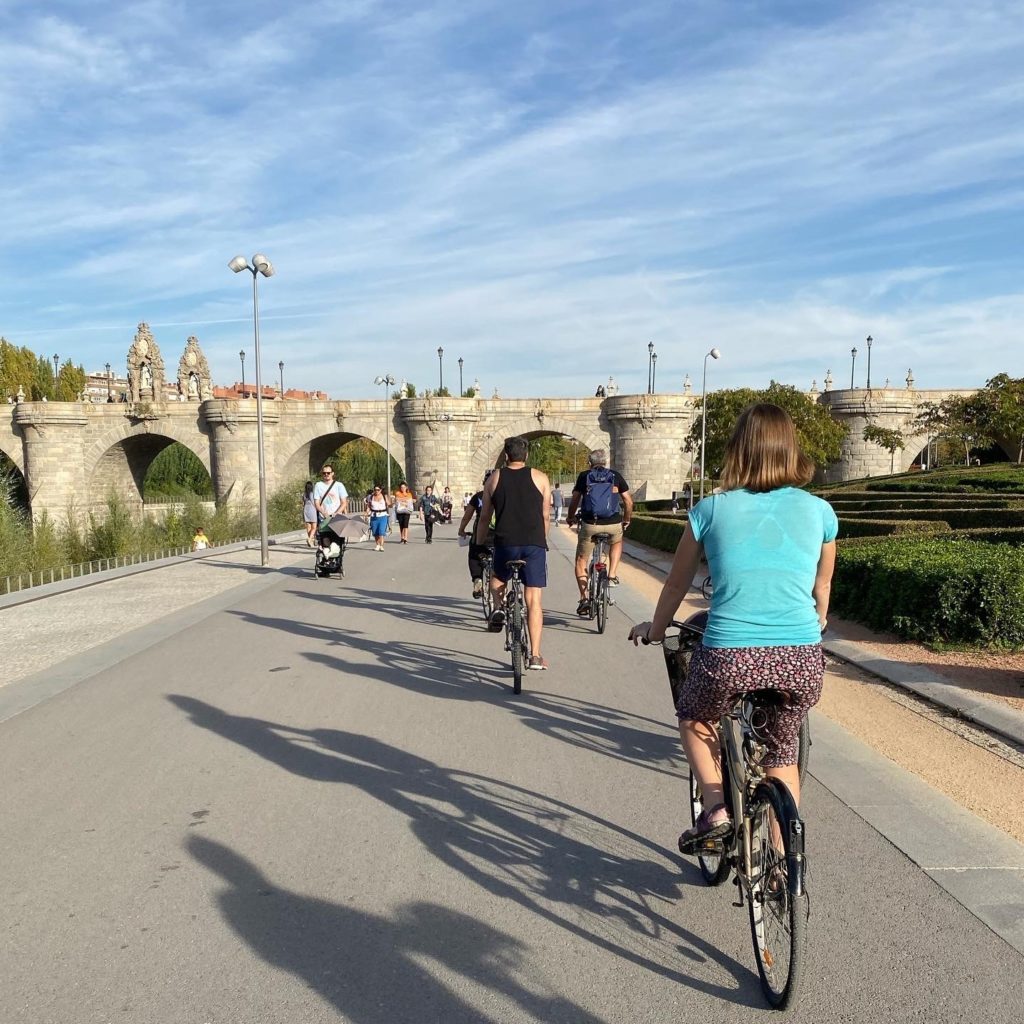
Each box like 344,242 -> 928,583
566,449 -> 632,616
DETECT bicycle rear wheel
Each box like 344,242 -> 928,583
480,564 -> 494,622
747,782 -> 808,1010
688,769 -> 731,886
596,573 -> 609,634
509,597 -> 525,694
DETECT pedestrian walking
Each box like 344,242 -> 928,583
551,482 -> 565,524
366,485 -> 390,551
302,481 -> 317,546
393,482 -> 416,544
417,486 -> 443,543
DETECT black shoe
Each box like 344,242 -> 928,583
577,600 -> 591,617
488,610 -> 505,632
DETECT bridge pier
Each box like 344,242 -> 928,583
203,400 -> 281,506
13,403 -> 90,524
604,394 -> 694,501
397,398 -> 480,495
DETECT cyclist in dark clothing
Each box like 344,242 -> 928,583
457,470 -> 495,598
475,436 -> 552,670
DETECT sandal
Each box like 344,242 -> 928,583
577,599 -> 591,617
678,803 -> 732,854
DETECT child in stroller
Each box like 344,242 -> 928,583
314,526 -> 345,578
441,486 -> 454,524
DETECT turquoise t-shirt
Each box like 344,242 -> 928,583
688,488 -> 838,649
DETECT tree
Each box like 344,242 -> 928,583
526,436 -> 589,480
329,439 -> 403,497
143,443 -> 214,499
862,424 -> 906,474
914,393 -> 993,465
976,373 -> 1024,463
686,382 -> 847,478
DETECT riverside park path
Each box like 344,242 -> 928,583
2,526 -> 1023,1024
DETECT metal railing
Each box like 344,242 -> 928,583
0,537 -> 257,597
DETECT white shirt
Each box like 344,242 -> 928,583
313,479 -> 347,517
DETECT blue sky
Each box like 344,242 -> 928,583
2,0 -> 1022,399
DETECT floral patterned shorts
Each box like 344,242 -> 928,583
676,644 -> 824,768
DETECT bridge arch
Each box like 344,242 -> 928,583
277,424 -> 408,491
1,449 -> 30,518
84,423 -> 213,516
467,416 -> 609,485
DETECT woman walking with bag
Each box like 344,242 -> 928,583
366,485 -> 390,551
393,482 -> 416,544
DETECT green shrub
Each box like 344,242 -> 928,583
836,508 -> 1024,529
832,537 -> 1024,646
837,518 -> 951,539
627,515 -> 686,553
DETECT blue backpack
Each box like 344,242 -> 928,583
582,468 -> 620,519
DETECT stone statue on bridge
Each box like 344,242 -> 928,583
126,323 -> 166,403
177,336 -> 212,402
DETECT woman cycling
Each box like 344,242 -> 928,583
629,403 -> 837,854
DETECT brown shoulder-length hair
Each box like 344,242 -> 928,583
719,403 -> 814,492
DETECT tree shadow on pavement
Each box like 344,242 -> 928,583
189,835 -> 609,1024
225,606 -> 682,776
169,695 -> 763,1007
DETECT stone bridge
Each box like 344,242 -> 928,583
0,385 -> 988,523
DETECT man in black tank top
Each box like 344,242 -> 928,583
475,436 -> 552,671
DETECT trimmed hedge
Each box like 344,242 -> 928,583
627,514 -> 686,553
828,497 -> 1019,511
832,538 -> 1024,646
837,518 -> 951,539
836,508 -> 1024,529
840,526 -> 1024,548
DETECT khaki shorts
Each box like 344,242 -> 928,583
575,521 -> 623,558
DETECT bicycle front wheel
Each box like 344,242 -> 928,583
747,782 -> 808,1010
596,574 -> 609,634
510,598 -> 525,694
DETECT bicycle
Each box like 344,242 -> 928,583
501,560 -> 531,694
658,613 -> 810,1010
582,532 -> 613,634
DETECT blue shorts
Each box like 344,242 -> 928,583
493,545 -> 547,588
369,515 -> 389,538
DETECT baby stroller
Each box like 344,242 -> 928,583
314,527 -> 345,579
440,497 -> 453,524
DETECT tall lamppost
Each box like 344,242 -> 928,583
278,360 -> 284,398
52,354 -> 59,397
437,346 -> 444,393
239,349 -> 246,397
374,374 -> 396,498
458,357 -> 464,397
229,253 -> 275,567
439,413 -> 453,486
865,335 -> 873,390
651,352 -> 658,393
699,347 -> 721,501
105,362 -> 112,401
647,342 -> 655,394
850,346 -> 857,390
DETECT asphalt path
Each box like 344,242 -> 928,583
2,527 -> 1023,1023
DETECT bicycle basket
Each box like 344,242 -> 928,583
662,612 -> 707,709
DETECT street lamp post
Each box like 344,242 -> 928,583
52,353 -> 59,396
105,362 -> 112,401
437,347 -> 444,394
647,342 -> 655,394
229,253 -> 276,567
865,335 -> 873,390
374,374 -> 397,498
699,347 -> 721,501
278,360 -> 284,398
652,352 -> 658,393
239,350 -> 246,397
458,357 -> 464,397
439,413 -> 453,487
850,347 -> 857,390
